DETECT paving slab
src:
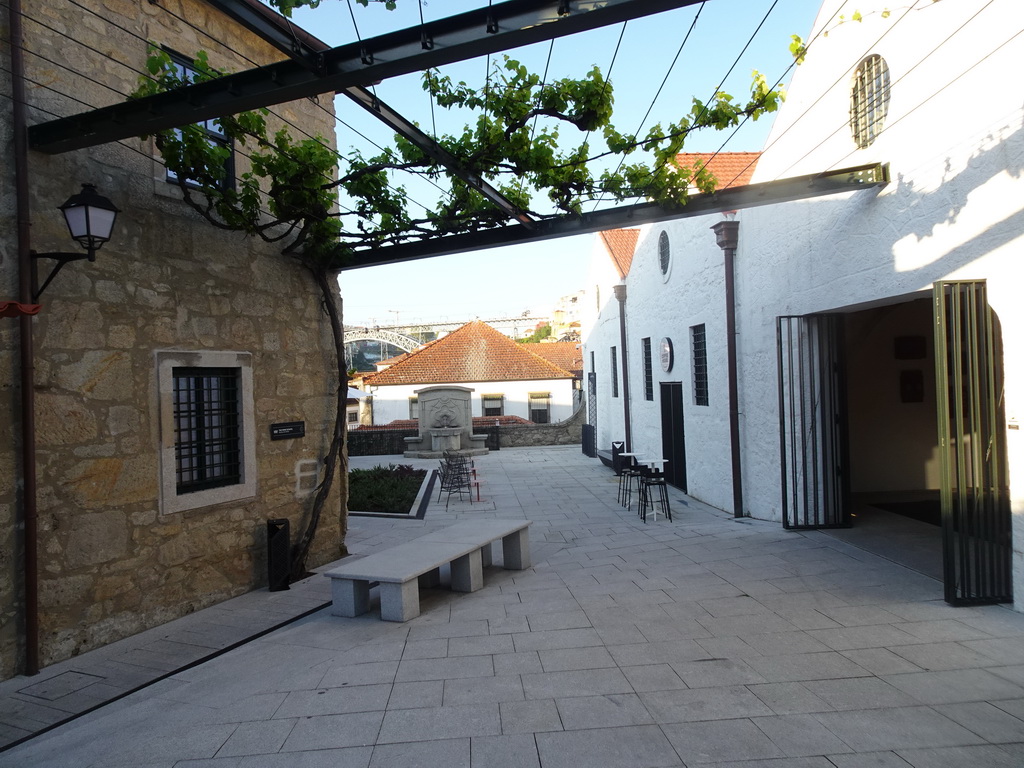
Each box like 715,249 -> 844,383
3,446 -> 1024,767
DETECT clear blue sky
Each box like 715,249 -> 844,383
284,0 -> 823,326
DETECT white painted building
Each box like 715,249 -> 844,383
583,0 -> 1024,607
363,320 -> 576,426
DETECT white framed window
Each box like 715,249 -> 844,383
347,409 -> 359,425
529,392 -> 551,424
157,350 -> 256,514
409,396 -> 419,419
164,49 -> 234,190
481,394 -> 504,417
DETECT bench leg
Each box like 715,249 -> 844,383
481,543 -> 493,568
502,529 -> 531,570
450,549 -> 483,592
419,567 -> 441,588
330,578 -> 370,617
379,580 -> 420,622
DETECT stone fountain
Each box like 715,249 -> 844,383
403,386 -> 489,458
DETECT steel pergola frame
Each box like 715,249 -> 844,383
339,163 -> 891,269
28,0 -> 706,154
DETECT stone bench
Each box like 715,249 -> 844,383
325,519 -> 532,622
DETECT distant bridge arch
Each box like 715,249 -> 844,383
344,328 -> 421,353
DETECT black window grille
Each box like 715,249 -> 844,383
691,324 -> 709,406
642,337 -> 654,401
165,50 -> 234,190
610,346 -> 619,398
173,367 -> 241,493
850,54 -> 890,149
529,392 -> 551,424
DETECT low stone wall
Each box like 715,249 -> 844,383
497,402 -> 585,448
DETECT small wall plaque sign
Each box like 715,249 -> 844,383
270,421 -> 305,440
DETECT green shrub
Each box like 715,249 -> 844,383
348,464 -> 428,514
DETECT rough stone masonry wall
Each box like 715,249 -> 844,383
499,401 -> 586,448
0,9 -> 19,680
0,0 -> 345,678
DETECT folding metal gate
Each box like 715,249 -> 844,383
934,280 -> 1011,605
776,314 -> 850,529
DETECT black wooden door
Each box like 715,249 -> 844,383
660,381 -> 687,491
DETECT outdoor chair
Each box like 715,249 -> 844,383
437,451 -> 475,506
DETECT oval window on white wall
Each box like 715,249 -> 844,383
658,230 -> 671,282
850,54 -> 890,149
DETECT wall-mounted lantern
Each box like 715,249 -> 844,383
31,183 -> 120,301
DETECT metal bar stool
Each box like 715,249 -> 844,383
638,466 -> 672,522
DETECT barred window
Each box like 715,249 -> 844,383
642,337 -> 654,401
850,54 -> 890,149
610,346 -> 619,398
173,367 -> 242,494
529,392 -> 551,424
691,324 -> 709,406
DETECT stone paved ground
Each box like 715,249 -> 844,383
2,445 -> 1023,767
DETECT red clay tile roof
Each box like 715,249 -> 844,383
598,229 -> 640,279
363,320 -> 573,387
526,342 -> 583,377
673,152 -> 761,189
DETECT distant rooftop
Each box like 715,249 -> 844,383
674,152 -> 761,189
363,320 -> 573,387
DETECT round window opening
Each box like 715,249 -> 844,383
658,230 -> 671,277
850,54 -> 890,149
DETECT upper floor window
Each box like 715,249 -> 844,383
850,54 -> 890,149
164,50 -> 234,190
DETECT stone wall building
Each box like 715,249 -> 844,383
1,0 -> 344,680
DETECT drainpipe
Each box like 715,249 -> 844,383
9,0 -> 40,674
613,284 -> 632,452
712,217 -> 744,519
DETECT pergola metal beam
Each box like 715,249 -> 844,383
205,1 -> 535,226
204,2 -> 535,225
339,163 -> 890,270
29,0 -> 706,154
203,0 -> 327,69
341,87 -> 535,226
